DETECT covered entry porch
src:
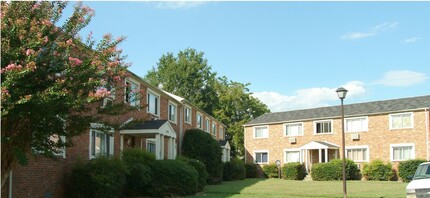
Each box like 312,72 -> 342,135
119,120 -> 177,160
299,141 -> 339,173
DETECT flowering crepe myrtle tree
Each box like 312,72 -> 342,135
1,1 -> 144,188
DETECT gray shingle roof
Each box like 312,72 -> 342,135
245,95 -> 430,126
122,120 -> 168,130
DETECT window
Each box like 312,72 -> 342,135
184,106 -> 192,124
390,113 -> 413,129
391,144 -> 415,161
205,119 -> 210,132
49,134 -> 66,158
345,117 -> 368,132
219,128 -> 224,139
346,146 -> 369,162
212,123 -> 216,135
255,151 -> 269,164
285,150 -> 301,163
125,79 -> 139,106
147,90 -> 160,116
196,113 -> 203,129
314,120 -> 332,134
168,102 -> 177,123
284,123 -> 303,136
253,126 -> 268,138
90,129 -> 113,159
146,140 -> 156,154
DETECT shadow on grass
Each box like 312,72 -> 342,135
189,178 -> 265,197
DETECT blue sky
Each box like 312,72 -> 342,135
65,1 -> 429,112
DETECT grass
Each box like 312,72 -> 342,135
190,178 -> 407,198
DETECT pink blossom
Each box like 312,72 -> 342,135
87,31 -> 93,41
94,88 -> 111,98
41,20 -> 52,26
2,88 -> 9,94
66,39 -> 73,45
78,17 -> 85,23
68,57 -> 83,67
2,63 -> 23,73
26,49 -> 35,56
32,3 -> 40,10
113,76 -> 121,82
42,36 -> 49,44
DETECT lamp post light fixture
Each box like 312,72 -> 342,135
336,87 -> 348,198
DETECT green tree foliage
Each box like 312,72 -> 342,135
223,159 -> 246,181
145,48 -> 218,114
362,160 -> 394,181
182,129 -> 223,184
121,148 -> 155,197
282,162 -> 307,180
263,164 -> 280,178
398,159 -> 427,182
145,48 -> 270,157
1,1 -> 135,188
177,157 -> 208,192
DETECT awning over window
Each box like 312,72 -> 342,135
299,141 -> 339,150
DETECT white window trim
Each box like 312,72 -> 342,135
313,120 -> 334,135
345,145 -> 370,162
253,125 -> 269,139
124,78 -> 140,106
219,127 -> 224,139
212,123 -> 217,136
146,88 -> 161,116
196,113 -> 203,129
184,105 -> 192,125
254,150 -> 269,164
345,116 -> 369,133
283,122 -> 304,137
390,143 -> 415,162
89,129 -> 114,159
168,101 -> 177,124
389,112 -> 414,130
283,148 -> 301,163
205,118 -> 210,132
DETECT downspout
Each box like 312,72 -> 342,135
426,108 -> 429,161
244,126 -> 247,163
8,171 -> 12,198
178,102 -> 184,156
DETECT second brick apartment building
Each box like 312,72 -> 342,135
244,95 -> 430,176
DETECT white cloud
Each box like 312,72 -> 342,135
341,22 -> 398,40
253,81 -> 366,112
154,1 -> 207,10
376,70 -> 428,87
402,37 -> 422,44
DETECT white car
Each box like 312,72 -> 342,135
406,162 -> 430,198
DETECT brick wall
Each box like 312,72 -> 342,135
245,110 -> 429,175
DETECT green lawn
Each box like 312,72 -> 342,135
190,178 -> 407,198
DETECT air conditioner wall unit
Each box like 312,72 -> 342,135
289,137 -> 296,143
351,134 -> 360,140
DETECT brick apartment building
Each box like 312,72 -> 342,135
244,95 -> 430,177
2,71 -> 229,198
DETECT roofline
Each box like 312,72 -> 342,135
126,71 -> 227,128
243,107 -> 430,127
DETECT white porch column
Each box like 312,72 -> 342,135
335,149 -> 339,159
172,138 -> 176,159
120,135 -> 124,152
305,149 -> 308,172
160,135 -> 165,159
325,149 -> 328,162
167,137 -> 172,159
318,149 -> 322,163
155,134 -> 161,160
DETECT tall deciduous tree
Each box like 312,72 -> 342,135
145,49 -> 269,157
214,77 -> 269,156
145,48 -> 218,114
1,1 -> 135,188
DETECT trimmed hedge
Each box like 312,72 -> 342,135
178,157 -> 208,191
362,160 -> 394,181
148,160 -> 198,197
65,156 -> 127,198
223,159 -> 246,181
182,129 -> 223,184
311,159 -> 360,181
245,163 -> 258,178
263,164 -> 279,178
122,148 -> 155,197
398,159 -> 427,182
282,162 -> 307,180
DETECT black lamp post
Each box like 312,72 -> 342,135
336,87 -> 348,198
